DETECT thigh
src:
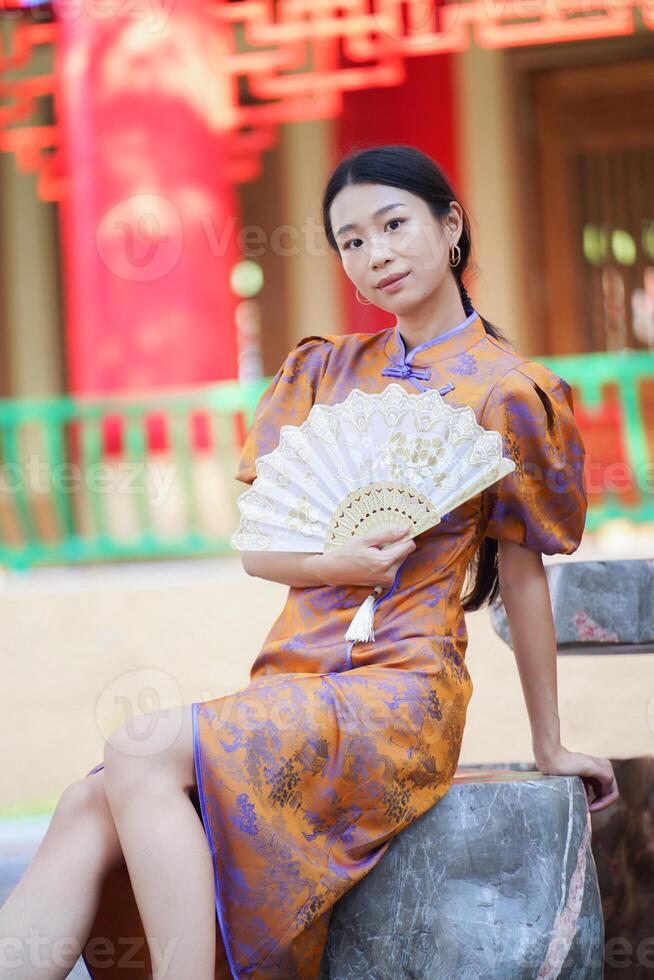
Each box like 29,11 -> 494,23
103,703 -> 197,793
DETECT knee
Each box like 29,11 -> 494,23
49,773 -> 124,873
102,711 -> 174,800
54,773 -> 110,824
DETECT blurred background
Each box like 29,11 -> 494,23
0,0 -> 652,833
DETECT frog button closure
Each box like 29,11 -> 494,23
381,308 -> 482,395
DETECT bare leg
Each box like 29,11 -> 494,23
0,770 -> 124,979
101,703 -> 216,980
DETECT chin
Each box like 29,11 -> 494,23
384,294 -> 420,314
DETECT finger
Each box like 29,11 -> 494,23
384,544 -> 414,563
588,754 -> 612,772
589,790 -> 619,812
362,528 -> 410,545
583,766 -> 618,805
379,542 -> 411,563
393,535 -> 417,553
583,758 -> 614,784
588,776 -> 620,812
381,555 -> 410,574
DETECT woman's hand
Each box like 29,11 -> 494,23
535,744 -> 620,813
318,527 -> 416,589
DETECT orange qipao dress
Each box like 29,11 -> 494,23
81,309 -> 588,980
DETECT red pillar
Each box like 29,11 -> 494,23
336,55 -> 459,334
52,0 -> 241,396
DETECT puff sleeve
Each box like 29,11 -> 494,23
479,361 -> 588,555
234,335 -> 334,486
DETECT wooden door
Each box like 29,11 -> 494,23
530,58 -> 654,354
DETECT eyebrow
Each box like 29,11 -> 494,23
335,203 -> 408,238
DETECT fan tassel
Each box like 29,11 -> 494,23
345,586 -> 383,644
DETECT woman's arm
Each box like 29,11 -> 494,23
497,540 -> 561,767
240,528 -> 415,589
498,539 -> 619,811
240,552 -> 327,587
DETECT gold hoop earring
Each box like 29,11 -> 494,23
355,287 -> 371,305
448,242 -> 461,268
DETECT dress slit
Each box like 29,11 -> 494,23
192,700 -> 241,979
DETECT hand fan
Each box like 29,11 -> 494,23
231,383 -> 515,644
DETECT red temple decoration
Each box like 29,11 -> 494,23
0,0 -> 651,399
1,0 -> 651,204
0,0 -> 649,506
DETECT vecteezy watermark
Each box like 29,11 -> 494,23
0,455 -> 178,507
0,930 -> 178,972
370,0 -> 644,45
605,936 -> 654,969
0,0 -> 177,33
191,664 -> 466,738
95,667 -> 185,755
584,460 -> 654,496
202,211 -> 443,268
93,193 -> 452,282
96,195 -> 185,283
502,458 -> 654,497
373,0 -> 447,44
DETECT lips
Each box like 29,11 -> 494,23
377,271 -> 409,289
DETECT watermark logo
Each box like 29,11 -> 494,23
96,194 -> 184,283
96,667 -> 184,755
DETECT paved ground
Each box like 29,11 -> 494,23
2,522 -> 652,803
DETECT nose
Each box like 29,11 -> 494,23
368,238 -> 395,268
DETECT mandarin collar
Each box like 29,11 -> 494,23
383,309 -> 485,365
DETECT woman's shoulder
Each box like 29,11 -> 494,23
287,329 -> 385,370
493,360 -> 572,399
480,358 -> 577,429
290,329 -> 383,350
291,333 -> 339,350
481,333 -> 572,401
277,333 -> 340,377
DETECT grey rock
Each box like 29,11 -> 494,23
320,770 -> 603,979
489,559 -> 654,654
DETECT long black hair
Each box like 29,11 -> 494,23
321,143 -> 514,611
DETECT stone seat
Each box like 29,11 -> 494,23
489,558 -> 654,655
319,767 -> 603,979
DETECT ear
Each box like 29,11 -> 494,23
445,200 -> 464,235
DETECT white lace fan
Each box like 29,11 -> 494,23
231,383 -> 515,644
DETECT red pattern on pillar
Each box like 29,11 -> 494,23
52,0 -> 241,396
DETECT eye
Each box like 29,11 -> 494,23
342,217 -> 406,251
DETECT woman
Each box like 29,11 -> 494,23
0,144 -> 619,980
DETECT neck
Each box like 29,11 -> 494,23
395,282 -> 469,354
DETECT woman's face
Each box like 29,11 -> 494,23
329,183 -> 463,312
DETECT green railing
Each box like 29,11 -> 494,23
0,350 -> 652,570
0,379 -> 268,570
540,350 -> 654,529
